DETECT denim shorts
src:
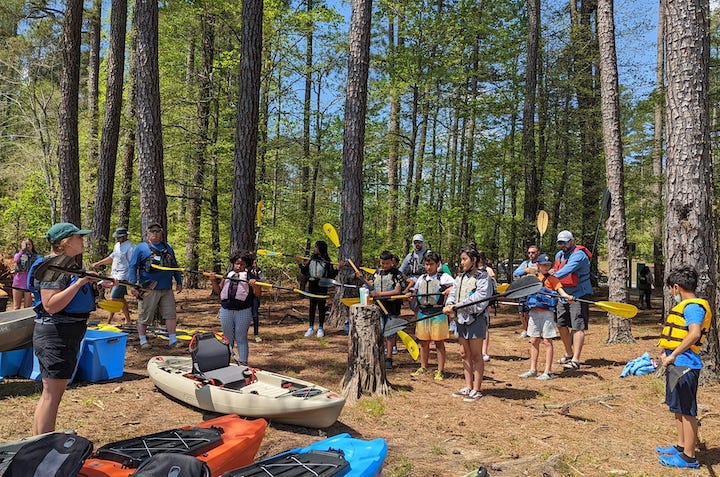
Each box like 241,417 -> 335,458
457,314 -> 489,340
110,284 -> 127,299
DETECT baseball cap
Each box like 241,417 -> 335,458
412,234 -> 425,243
557,230 -> 574,243
112,227 -> 128,238
536,253 -> 552,265
147,222 -> 163,231
46,223 -> 91,243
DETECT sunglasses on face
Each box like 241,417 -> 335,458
557,240 -> 569,245
149,229 -> 162,233
528,251 -> 538,255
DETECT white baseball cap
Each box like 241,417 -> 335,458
557,230 -> 574,242
412,234 -> 424,243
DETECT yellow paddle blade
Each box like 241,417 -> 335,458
256,199 -> 263,227
341,297 -> 360,306
536,210 -> 549,236
496,283 -> 510,293
360,266 -> 376,274
97,300 -> 124,313
256,249 -> 285,257
151,264 -> 185,272
96,324 -> 123,332
322,223 -> 340,248
397,330 -> 420,361
594,301 -> 638,318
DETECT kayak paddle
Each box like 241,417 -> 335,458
382,275 -> 542,336
255,281 -> 329,299
97,300 -> 124,313
46,265 -> 158,297
318,277 -> 359,288
540,292 -> 638,318
397,330 -> 420,361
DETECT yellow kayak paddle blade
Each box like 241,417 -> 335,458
397,330 -> 420,361
97,300 -> 124,313
496,283 -> 510,294
593,300 -> 638,318
322,223 -> 341,248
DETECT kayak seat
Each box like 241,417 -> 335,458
190,331 -> 251,389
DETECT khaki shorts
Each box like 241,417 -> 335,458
137,289 -> 177,324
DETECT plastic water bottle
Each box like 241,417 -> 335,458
359,285 -> 369,305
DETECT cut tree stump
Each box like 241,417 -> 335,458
341,304 -> 390,402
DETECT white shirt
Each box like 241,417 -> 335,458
110,240 -> 134,280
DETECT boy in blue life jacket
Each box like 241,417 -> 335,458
518,254 -> 574,381
655,266 -> 710,470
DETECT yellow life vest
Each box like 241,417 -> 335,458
658,298 -> 712,354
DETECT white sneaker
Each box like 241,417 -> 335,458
304,327 -> 315,337
463,389 -> 483,402
483,354 -> 490,362
519,330 -> 528,339
316,328 -> 325,338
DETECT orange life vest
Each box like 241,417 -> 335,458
553,244 -> 592,288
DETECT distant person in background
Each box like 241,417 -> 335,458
91,227 -> 134,325
297,240 -> 337,338
399,233 -> 428,291
513,245 -> 540,338
12,237 -> 39,309
28,223 -> 114,434
638,265 -> 653,310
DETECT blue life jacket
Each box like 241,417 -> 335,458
524,280 -> 557,311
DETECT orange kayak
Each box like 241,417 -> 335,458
79,414 -> 267,477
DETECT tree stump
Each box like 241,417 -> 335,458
341,304 -> 390,402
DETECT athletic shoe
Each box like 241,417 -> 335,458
304,327 -> 315,337
655,445 -> 681,455
659,453 -> 700,469
483,354 -> 490,362
385,358 -> 393,370
558,355 -> 573,364
452,387 -> 470,398
537,372 -> 554,381
316,328 -> 325,338
167,341 -> 183,349
519,330 -> 528,339
463,389 -> 483,402
411,367 -> 427,377
434,370 -> 445,381
519,370 -> 538,378
140,342 -> 153,350
563,360 -> 581,370
254,335 -> 262,343
392,346 -> 398,355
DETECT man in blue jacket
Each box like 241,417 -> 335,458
552,230 -> 592,370
513,244 -> 540,338
128,222 -> 183,349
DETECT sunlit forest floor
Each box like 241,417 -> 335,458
1,288 -> 719,477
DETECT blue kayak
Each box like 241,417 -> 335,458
221,433 -> 387,477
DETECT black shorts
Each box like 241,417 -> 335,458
33,321 -> 86,380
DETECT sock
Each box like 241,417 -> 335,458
169,333 -> 177,343
675,445 -> 685,453
139,335 -> 148,345
680,452 -> 697,463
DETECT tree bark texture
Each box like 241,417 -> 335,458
653,0 -> 665,292
93,0 -> 127,257
85,0 -> 101,230
387,15 -> 399,238
341,304 -> 390,402
57,0 -> 83,224
597,0 -> 632,343
136,0 -> 166,231
231,0 -> 263,256
664,0 -> 718,379
522,0 -> 539,247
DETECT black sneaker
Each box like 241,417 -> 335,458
384,358 -> 393,370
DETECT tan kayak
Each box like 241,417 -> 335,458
147,355 -> 345,428
0,308 -> 35,352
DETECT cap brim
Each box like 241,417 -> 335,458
77,230 -> 92,236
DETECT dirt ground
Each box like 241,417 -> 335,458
1,288 -> 719,477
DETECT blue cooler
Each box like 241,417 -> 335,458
76,329 -> 128,382
0,348 -> 29,380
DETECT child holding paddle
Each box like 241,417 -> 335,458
365,250 -> 405,370
518,253 -> 574,381
655,266 -> 710,470
407,251 -> 454,380
297,240 -> 337,338
442,244 -> 494,402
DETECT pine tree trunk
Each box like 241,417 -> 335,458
342,304 -> 390,402
664,0 -> 718,380
93,0 -> 127,258
522,0 -> 539,247
597,0 -> 632,343
231,0 -> 262,256
652,0 -> 665,298
85,0 -> 101,231
57,0 -> 83,224
118,7 -> 137,230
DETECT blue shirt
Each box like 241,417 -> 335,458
128,241 -> 182,290
513,259 -> 537,277
553,246 -> 592,297
667,303 -> 705,369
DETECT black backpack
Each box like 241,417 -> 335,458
2,432 -> 93,477
131,453 -> 211,477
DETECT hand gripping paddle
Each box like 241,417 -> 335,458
40,262 -> 157,299
539,291 -> 638,318
382,275 -> 542,337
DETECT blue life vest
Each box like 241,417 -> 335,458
524,286 -> 557,311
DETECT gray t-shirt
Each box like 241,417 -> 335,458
110,240 -> 134,280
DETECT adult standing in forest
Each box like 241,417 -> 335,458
552,230 -> 592,370
91,227 -> 134,325
399,234 -> 428,290
28,223 -> 114,434
12,238 -> 38,309
128,223 -> 183,349
638,265 -> 653,310
513,245 -> 540,338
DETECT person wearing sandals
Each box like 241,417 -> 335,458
552,230 -> 592,370
442,244 -> 493,402
518,254 -> 574,381
408,250 -> 454,381
655,266 -> 710,470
